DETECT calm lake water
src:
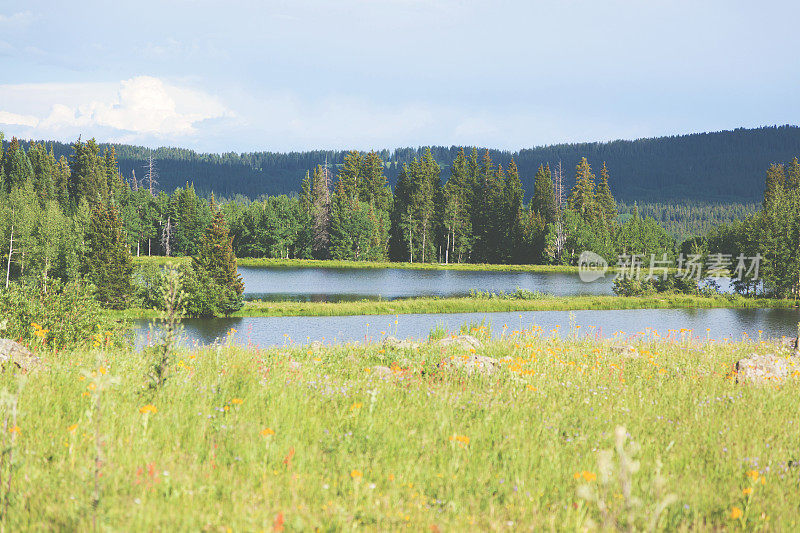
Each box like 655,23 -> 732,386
133,307 -> 800,349
239,266 -> 615,301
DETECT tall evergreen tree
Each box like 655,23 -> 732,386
189,207 -> 245,316
567,157 -> 597,221
531,164 -> 557,224
596,162 -> 618,228
82,201 -> 133,309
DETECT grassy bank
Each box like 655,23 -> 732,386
116,294 -> 797,319
133,255 -> 584,273
4,334 -> 799,529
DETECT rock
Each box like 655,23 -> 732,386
772,337 -> 800,355
382,336 -> 419,350
434,334 -> 482,350
0,339 -> 40,372
610,344 -> 639,356
370,365 -> 393,377
734,353 -> 797,384
438,353 -> 501,376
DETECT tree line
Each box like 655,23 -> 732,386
700,157 -> 800,297
3,130 -> 798,307
0,133 -> 243,314
7,125 -> 800,202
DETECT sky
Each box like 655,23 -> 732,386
0,0 -> 798,153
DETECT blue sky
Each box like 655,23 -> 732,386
0,0 -> 798,152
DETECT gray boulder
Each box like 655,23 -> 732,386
438,354 -> 501,376
0,339 -> 40,372
734,353 -> 797,384
382,336 -> 420,351
370,365 -> 393,377
434,334 -> 482,350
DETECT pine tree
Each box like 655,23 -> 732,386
596,162 -> 618,228
360,151 -> 392,212
1,138 -> 34,191
190,207 -> 244,316
68,138 -> 108,205
531,164 -> 557,224
503,159 -> 524,262
567,157 -> 597,221
82,201 -> 133,309
763,163 -> 786,206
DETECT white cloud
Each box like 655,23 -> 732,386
0,11 -> 34,29
0,76 -> 231,142
0,110 -> 39,128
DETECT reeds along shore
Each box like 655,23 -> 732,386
115,293 -> 797,319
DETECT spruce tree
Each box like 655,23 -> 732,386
531,164 -> 557,225
82,202 -> 133,309
595,162 -> 618,228
190,208 -> 244,316
567,157 -> 596,221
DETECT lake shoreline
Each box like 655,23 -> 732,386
133,255 -> 593,273
116,294 -> 798,319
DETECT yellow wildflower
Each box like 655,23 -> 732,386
67,424 -> 78,433
8,425 -> 20,435
742,487 -> 753,496
350,469 -> 363,479
230,398 -> 244,405
730,506 -> 743,520
260,428 -> 276,436
139,404 -> 157,414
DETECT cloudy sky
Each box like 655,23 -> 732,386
0,0 -> 798,152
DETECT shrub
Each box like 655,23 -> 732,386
0,279 -> 127,350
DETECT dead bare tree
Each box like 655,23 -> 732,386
553,161 -> 566,260
161,216 -> 173,257
145,151 -> 158,197
144,152 -> 159,255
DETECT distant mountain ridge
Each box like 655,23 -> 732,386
7,124 -> 800,203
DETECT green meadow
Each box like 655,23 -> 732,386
2,329 -> 799,530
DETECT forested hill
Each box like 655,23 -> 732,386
8,125 -> 800,202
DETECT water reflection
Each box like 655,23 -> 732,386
239,266 -> 615,301
134,307 -> 800,349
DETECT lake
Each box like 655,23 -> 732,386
133,307 -> 800,349
239,266 -> 615,301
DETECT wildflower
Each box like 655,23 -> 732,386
730,506 -> 743,519
449,434 -> 470,447
98,366 -> 107,375
350,402 -> 363,411
260,428 -> 276,436
742,487 -> 753,496
31,322 -> 42,330
746,470 -> 760,480
67,423 -> 78,433
351,469 -> 363,479
230,398 -> 244,405
574,470 -> 596,482
139,404 -> 158,414
8,425 -> 20,435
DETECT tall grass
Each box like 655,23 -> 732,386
2,333 -> 798,529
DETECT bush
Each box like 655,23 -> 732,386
0,279 -> 128,350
